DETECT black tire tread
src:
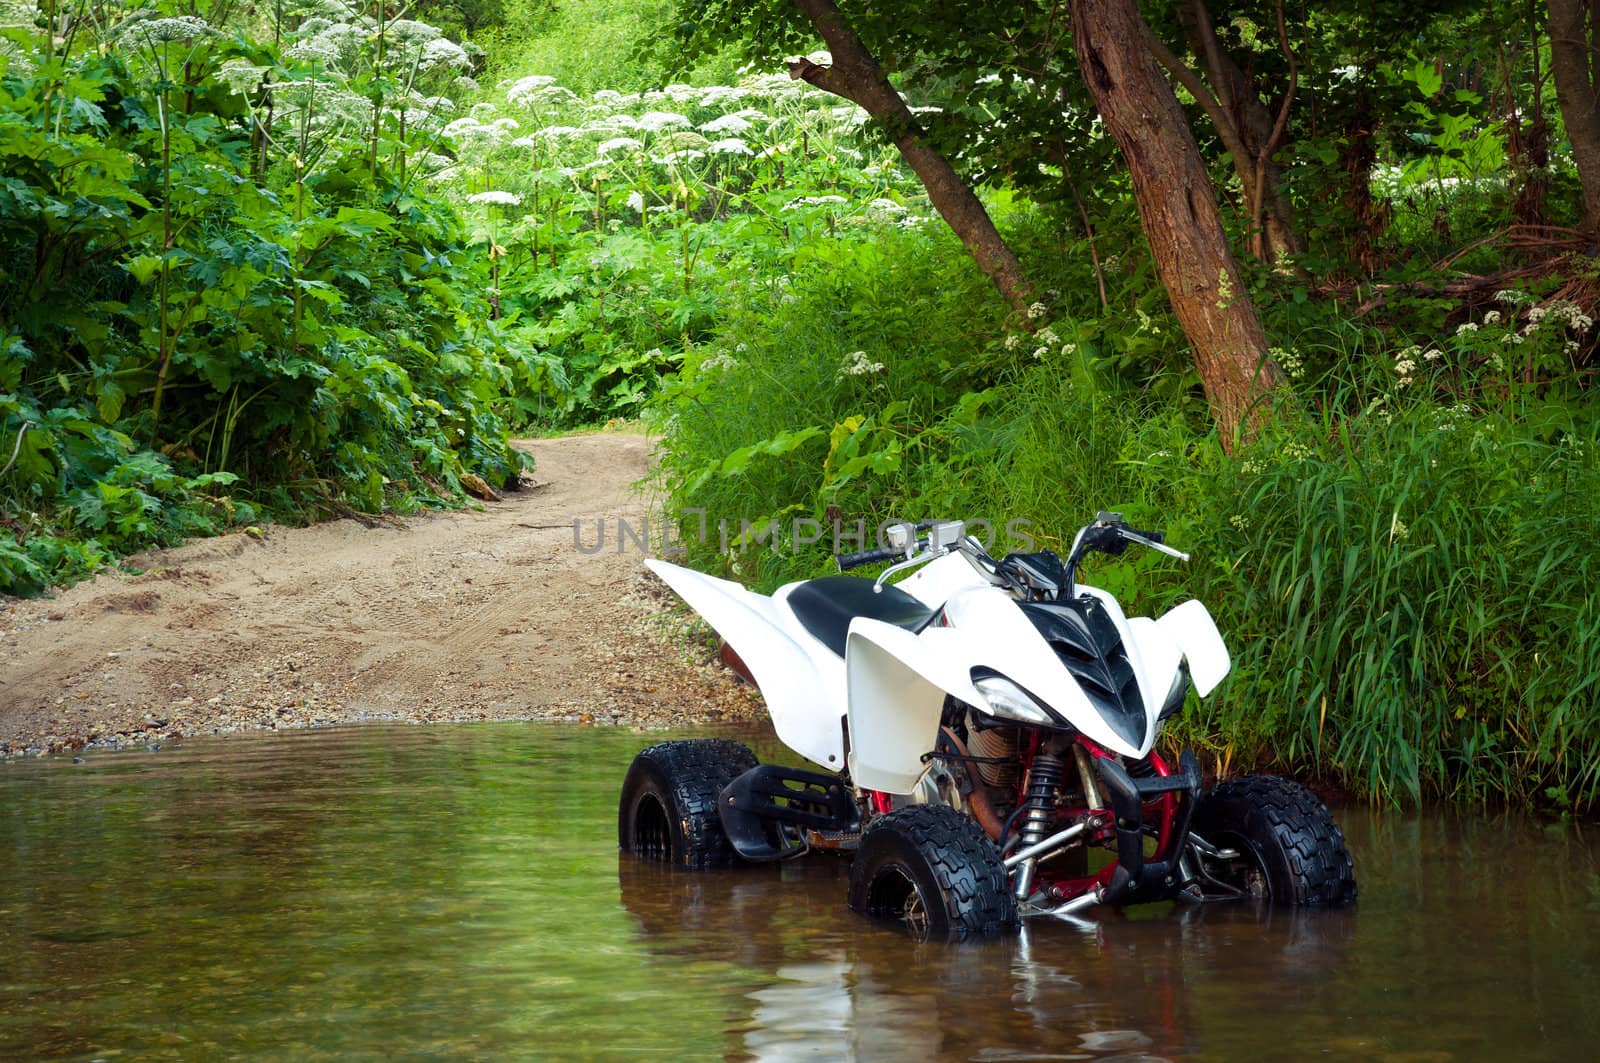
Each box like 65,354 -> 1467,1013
1195,774 -> 1357,907
848,804 -> 1019,939
618,739 -> 758,869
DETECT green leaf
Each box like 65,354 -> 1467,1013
125,254 -> 163,285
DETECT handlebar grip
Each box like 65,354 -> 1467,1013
1130,528 -> 1165,544
836,545 -> 904,571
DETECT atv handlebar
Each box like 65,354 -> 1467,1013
836,545 -> 905,571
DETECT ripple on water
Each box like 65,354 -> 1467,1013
2,722 -> 1598,1060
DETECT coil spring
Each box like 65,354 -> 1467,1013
1017,752 -> 1065,848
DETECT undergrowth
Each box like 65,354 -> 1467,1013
647,213 -> 1600,812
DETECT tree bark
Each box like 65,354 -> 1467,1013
789,0 -> 1036,316
1548,0 -> 1600,232
1339,79 -> 1389,275
1070,0 -> 1283,444
1141,0 -> 1304,267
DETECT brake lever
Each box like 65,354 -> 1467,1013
1119,528 -> 1191,562
873,539 -> 949,593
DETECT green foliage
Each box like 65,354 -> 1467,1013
0,2 -> 528,595
438,65 -> 937,426
483,0 -> 740,91
646,204 -> 1600,812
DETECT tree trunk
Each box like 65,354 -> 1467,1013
1548,0 -> 1600,231
1070,0 -> 1283,444
1141,0 -> 1304,267
789,0 -> 1036,316
1340,78 -> 1389,275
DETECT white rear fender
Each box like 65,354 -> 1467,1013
844,621 -> 983,794
644,559 -> 846,768
1154,599 -> 1232,696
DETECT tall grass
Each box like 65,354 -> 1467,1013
650,223 -> 1600,811
1187,396 -> 1600,809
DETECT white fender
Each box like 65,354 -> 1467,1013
941,586 -> 1154,758
843,621 -> 985,794
644,559 -> 846,768
1154,598 -> 1232,696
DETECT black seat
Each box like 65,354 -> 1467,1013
786,576 -> 937,658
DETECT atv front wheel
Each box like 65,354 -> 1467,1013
618,739 -> 758,869
1191,774 -> 1357,906
847,805 -> 1018,940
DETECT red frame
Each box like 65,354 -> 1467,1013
1029,740 -> 1177,903
862,740 -> 1178,905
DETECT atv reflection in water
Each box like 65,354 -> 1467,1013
620,515 -> 1356,938
616,853 -> 1358,1058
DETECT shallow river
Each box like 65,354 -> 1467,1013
2,724 -> 1597,1061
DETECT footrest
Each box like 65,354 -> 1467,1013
719,765 -> 859,861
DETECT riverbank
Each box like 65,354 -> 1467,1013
0,433 -> 761,757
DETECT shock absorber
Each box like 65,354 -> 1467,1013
1013,752 -> 1065,901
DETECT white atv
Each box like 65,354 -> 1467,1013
619,514 -> 1356,939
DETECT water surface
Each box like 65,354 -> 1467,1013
2,724 -> 1596,1060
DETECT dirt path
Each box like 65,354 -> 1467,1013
0,433 -> 759,756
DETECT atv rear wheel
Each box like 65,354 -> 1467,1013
847,805 -> 1018,940
1191,774 -> 1357,907
618,739 -> 758,869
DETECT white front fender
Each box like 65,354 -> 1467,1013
1154,599 -> 1232,696
844,621 -> 984,794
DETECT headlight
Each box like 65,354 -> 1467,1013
1158,663 -> 1190,722
974,676 -> 1055,726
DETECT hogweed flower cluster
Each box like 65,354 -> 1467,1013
837,350 -> 886,378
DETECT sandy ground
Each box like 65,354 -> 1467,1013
0,433 -> 761,756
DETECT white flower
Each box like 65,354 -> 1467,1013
121,15 -> 214,45
625,191 -> 645,213
585,114 -> 639,132
596,136 -> 643,156
386,19 -> 441,46
1455,321 -> 1479,335
1026,301 -> 1048,321
1483,310 -> 1502,325
837,350 -> 885,378
468,190 -> 522,206
706,137 -> 752,155
699,113 -> 753,135
1281,442 -> 1314,461
1270,346 -> 1304,380
286,37 -> 341,62
783,194 -> 848,210
419,38 -> 469,70
637,111 -> 692,132
700,351 -> 739,373
215,59 -> 267,95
